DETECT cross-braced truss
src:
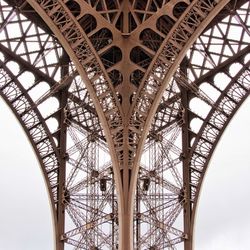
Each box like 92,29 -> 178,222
0,0 -> 250,249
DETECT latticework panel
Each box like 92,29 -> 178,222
187,0 -> 250,212
0,1 -> 118,249
134,1 -> 250,249
0,0 -> 250,250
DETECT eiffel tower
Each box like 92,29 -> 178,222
0,0 -> 249,249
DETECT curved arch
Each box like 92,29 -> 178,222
129,0 -> 230,190
194,96 -> 250,249
0,41 -> 118,250
133,1 -> 250,248
1,0 -> 250,249
128,1 -> 230,248
0,2 -> 120,248
0,60 -> 60,243
189,60 -> 250,238
0,97 -> 54,249
23,2 -> 127,249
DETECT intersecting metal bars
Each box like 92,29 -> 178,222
1,1 -> 250,250
0,2 -> 118,248
0,58 -> 60,228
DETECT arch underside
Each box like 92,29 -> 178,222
0,0 -> 250,249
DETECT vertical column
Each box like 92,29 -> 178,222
180,57 -> 193,250
119,161 -> 134,250
56,53 -> 70,250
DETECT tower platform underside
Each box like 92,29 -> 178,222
0,0 -> 250,249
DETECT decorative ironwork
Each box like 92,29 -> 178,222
0,0 -> 249,249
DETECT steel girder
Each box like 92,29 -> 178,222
0,0 -> 250,249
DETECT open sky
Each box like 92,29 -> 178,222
0,95 -> 250,249
0,98 -> 54,250
194,96 -> 250,250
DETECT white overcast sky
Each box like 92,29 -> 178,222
0,95 -> 250,250
0,98 -> 54,250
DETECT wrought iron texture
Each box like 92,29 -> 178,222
0,0 -> 249,249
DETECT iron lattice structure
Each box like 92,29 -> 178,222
0,0 -> 250,249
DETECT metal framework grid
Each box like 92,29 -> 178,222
0,0 -> 250,249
